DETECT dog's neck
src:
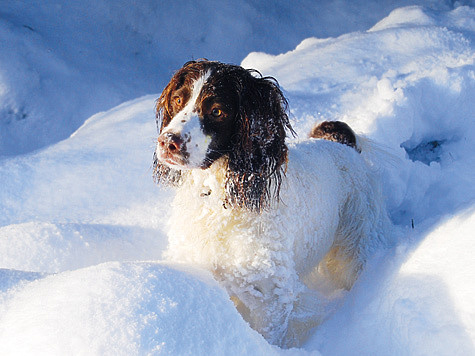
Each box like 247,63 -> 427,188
179,156 -> 229,202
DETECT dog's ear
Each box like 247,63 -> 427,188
225,71 -> 294,212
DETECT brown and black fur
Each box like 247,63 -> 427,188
310,121 -> 360,153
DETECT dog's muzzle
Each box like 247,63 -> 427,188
156,132 -> 188,167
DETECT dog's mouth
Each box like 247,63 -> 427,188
163,157 -> 184,167
160,155 -> 214,170
154,145 -> 186,168
157,152 -> 189,169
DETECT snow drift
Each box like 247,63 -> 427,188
0,262 -> 288,355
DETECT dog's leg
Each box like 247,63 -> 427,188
239,276 -> 339,348
218,270 -> 299,346
319,182 -> 390,290
283,284 -> 344,348
318,244 -> 362,290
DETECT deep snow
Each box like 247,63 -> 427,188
1,1 -> 475,355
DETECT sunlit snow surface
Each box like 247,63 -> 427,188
1,3 -> 475,355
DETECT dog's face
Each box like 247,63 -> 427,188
154,60 -> 293,212
155,62 -> 239,170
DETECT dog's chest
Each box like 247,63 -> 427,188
163,142 -> 355,276
164,163 -> 272,269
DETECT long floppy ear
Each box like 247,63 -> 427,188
225,71 -> 294,212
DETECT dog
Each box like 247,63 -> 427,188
153,60 -> 391,347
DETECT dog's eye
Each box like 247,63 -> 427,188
211,108 -> 223,118
173,96 -> 182,106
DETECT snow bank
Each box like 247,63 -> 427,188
0,262 -> 291,356
307,208 -> 475,355
0,222 -> 167,273
0,96 -> 169,274
0,96 -> 162,227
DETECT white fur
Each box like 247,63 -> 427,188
160,71 -> 212,168
164,138 -> 391,347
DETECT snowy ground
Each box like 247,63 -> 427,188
1,1 -> 474,355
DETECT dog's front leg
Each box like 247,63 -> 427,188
220,271 -> 299,346
252,281 -> 297,346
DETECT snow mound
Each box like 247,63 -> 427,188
307,208 -> 475,355
0,95 -> 170,275
0,262 -> 296,356
0,222 -> 167,273
0,95 -> 163,227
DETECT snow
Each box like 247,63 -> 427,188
1,1 -> 474,355
308,209 -> 475,355
0,262 -> 287,355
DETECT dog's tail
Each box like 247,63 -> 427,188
310,121 -> 360,152
310,120 -> 400,168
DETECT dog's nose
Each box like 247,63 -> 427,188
158,132 -> 183,153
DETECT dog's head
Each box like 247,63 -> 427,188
153,60 -> 294,211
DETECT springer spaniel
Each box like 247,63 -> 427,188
153,60 -> 391,347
